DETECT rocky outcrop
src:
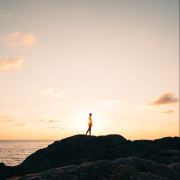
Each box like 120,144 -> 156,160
0,134 -> 179,180
9,157 -> 180,180
0,162 -> 5,170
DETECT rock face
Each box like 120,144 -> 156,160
0,163 -> 5,169
0,134 -> 179,180
9,157 -> 180,180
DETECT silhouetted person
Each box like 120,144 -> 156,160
86,113 -> 92,136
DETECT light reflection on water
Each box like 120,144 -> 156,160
0,140 -> 53,166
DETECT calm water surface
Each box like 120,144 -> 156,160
0,140 -> 53,166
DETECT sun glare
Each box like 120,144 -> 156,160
73,109 -> 105,133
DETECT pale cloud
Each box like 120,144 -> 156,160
4,32 -> 35,46
101,99 -> 120,105
39,119 -> 45,122
42,88 -> 65,97
0,12 -> 5,18
48,126 -> 59,129
61,127 -> 66,129
39,119 -> 62,123
15,123 -> 26,126
48,120 -> 62,123
118,71 -> 135,81
3,119 -> 14,122
0,9 -> 11,18
0,57 -> 25,71
119,71 -> 126,76
159,110 -> 174,114
169,123 -> 173,125
2,116 -> 10,119
11,32 -> 21,37
1,116 -> 14,122
20,33 -> 35,45
147,93 -> 178,106
125,75 -> 135,81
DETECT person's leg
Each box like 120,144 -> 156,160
89,126 -> 91,136
86,127 -> 89,135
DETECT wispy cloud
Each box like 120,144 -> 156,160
0,9 -> 11,18
48,126 -> 59,129
159,110 -> 174,114
169,123 -> 173,125
42,88 -> 65,98
2,116 -> 10,119
3,119 -> 14,122
39,119 -> 45,122
1,116 -> 14,122
125,75 -> 135,81
47,120 -> 62,123
0,57 -> 25,71
101,99 -> 119,105
15,123 -> 26,126
147,93 -> 178,106
4,32 -> 35,46
118,71 -> 136,81
61,127 -> 66,129
119,71 -> 126,76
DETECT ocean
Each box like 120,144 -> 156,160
0,140 -> 54,166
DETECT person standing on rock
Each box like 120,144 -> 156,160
86,113 -> 92,136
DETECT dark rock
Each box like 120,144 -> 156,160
0,162 -> 5,170
0,134 -> 179,180
0,166 -> 22,180
158,149 -> 180,157
148,155 -> 170,165
8,157 -> 180,180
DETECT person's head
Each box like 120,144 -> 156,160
89,113 -> 92,117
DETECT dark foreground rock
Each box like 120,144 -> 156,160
0,162 -> 5,169
0,134 -> 179,180
9,157 -> 180,180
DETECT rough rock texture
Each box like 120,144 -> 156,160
9,158 -> 180,180
0,134 -> 179,180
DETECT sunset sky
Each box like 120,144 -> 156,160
0,0 -> 179,140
